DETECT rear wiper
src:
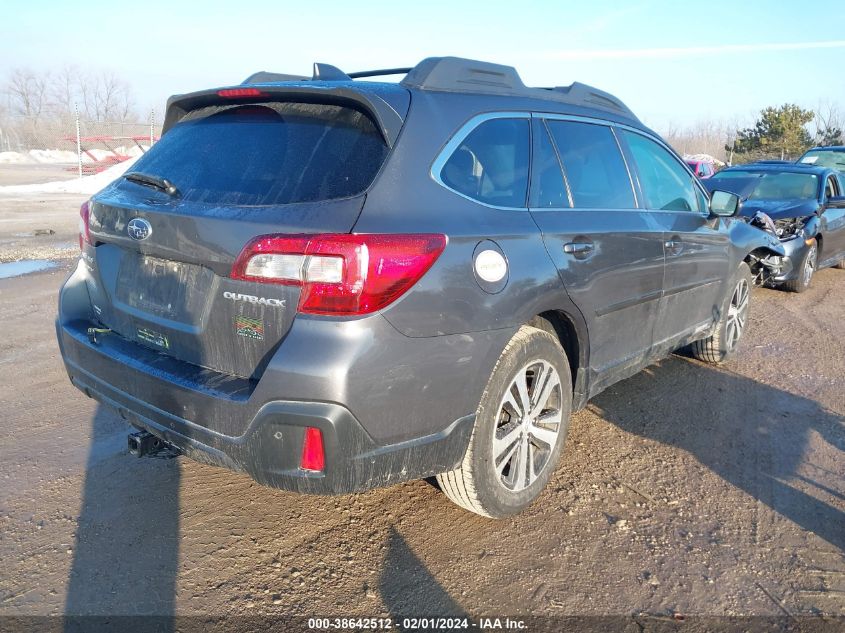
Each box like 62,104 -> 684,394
124,172 -> 180,197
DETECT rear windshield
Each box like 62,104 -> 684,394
125,103 -> 389,205
711,170 -> 818,200
799,150 -> 845,171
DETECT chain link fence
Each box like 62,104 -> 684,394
0,110 -> 161,173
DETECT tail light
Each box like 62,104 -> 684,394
231,233 -> 447,315
78,201 -> 92,250
300,427 -> 325,472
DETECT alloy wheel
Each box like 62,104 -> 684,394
802,244 -> 817,287
725,278 -> 750,350
493,360 -> 563,492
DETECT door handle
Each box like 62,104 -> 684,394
563,242 -> 594,255
664,240 -> 683,256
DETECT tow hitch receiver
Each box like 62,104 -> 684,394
128,430 -> 168,457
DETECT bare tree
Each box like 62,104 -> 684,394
79,70 -> 136,122
4,68 -> 50,118
49,65 -> 82,118
659,117 -> 740,164
813,100 -> 843,145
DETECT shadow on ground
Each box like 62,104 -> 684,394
592,356 -> 844,551
379,526 -> 468,618
63,404 -> 180,630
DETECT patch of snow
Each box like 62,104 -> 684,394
0,151 -> 34,164
0,156 -> 139,195
29,149 -> 92,164
0,146 -> 150,165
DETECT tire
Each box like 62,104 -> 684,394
782,241 -> 817,293
835,257 -> 845,270
437,325 -> 572,518
690,262 -> 752,364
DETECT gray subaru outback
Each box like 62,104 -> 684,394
56,57 -> 785,517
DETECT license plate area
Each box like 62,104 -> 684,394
115,252 -> 211,322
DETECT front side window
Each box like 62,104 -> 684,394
440,118 -> 530,207
545,120 -> 636,209
622,131 -> 702,212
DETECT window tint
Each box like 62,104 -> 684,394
545,120 -> 635,209
126,103 -> 389,205
622,131 -> 701,212
440,118 -> 529,207
532,123 -> 569,208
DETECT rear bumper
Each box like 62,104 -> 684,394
60,323 -> 475,493
56,260 -> 505,493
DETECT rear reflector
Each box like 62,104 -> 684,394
231,233 -> 447,315
217,88 -> 268,98
300,427 -> 325,472
78,200 -> 91,250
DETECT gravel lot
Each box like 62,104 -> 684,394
0,189 -> 842,630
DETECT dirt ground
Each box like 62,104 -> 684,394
0,187 -> 842,631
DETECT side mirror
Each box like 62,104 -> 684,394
710,190 -> 741,217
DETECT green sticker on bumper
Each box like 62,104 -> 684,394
235,315 -> 264,340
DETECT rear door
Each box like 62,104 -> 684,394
85,99 -> 397,379
528,116 -> 665,382
618,130 -> 730,347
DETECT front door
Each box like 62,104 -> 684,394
618,130 -> 731,347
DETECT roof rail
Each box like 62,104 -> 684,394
348,67 -> 413,79
401,57 -> 526,93
401,56 -> 637,120
544,82 -> 635,119
239,56 -> 638,121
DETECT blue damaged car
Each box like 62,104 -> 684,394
706,162 -> 845,292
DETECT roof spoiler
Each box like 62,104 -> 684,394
161,85 -> 405,147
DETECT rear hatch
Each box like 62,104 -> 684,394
86,88 -> 408,379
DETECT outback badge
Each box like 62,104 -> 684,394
127,218 -> 152,241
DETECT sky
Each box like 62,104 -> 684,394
2,0 -> 844,131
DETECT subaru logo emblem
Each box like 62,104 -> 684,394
127,218 -> 152,241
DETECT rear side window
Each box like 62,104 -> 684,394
545,120 -> 636,209
126,103 -> 389,205
440,118 -> 530,208
622,131 -> 702,212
